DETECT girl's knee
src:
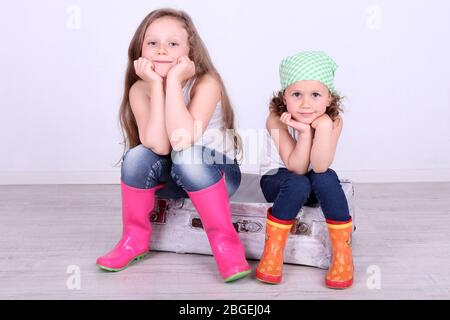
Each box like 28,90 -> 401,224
282,174 -> 312,197
309,168 -> 340,187
121,144 -> 167,184
171,146 -> 205,178
170,162 -> 221,192
171,145 -> 213,166
171,146 -> 239,194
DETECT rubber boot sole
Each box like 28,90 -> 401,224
224,269 -> 252,282
96,253 -> 148,272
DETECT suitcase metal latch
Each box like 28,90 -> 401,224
191,218 -> 263,234
150,198 -> 170,224
290,220 -> 311,236
234,220 -> 263,233
191,218 -> 203,229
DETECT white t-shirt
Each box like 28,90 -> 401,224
260,123 -> 312,175
182,77 -> 236,160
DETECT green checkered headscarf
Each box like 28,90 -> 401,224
279,51 -> 338,93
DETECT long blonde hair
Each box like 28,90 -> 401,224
117,8 -> 242,165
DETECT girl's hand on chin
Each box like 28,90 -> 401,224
167,56 -> 196,84
311,114 -> 333,130
134,57 -> 163,85
280,112 -> 312,134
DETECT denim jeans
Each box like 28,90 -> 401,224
121,144 -> 241,199
260,168 -> 350,222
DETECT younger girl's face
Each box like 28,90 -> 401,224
284,80 -> 331,124
142,17 -> 190,77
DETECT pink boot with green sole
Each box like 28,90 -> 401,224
96,181 -> 164,272
187,174 -> 251,282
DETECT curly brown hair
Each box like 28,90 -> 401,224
269,90 -> 343,120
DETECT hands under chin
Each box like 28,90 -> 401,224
134,57 -> 163,85
166,56 -> 196,84
280,112 -> 312,134
311,114 -> 333,130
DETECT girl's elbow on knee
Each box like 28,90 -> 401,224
143,142 -> 171,156
286,165 -> 308,175
170,139 -> 195,153
312,165 -> 329,174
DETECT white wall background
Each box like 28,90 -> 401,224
1,0 -> 449,184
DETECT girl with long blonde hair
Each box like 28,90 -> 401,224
97,8 -> 250,282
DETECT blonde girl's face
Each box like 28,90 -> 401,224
141,17 -> 190,77
284,80 -> 332,124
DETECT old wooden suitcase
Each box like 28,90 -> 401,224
150,173 -> 355,269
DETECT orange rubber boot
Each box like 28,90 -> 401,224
255,208 -> 294,284
325,219 -> 354,289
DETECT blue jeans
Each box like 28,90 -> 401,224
260,168 -> 350,222
121,144 -> 241,198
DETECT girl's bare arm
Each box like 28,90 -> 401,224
129,80 -> 171,155
267,113 -> 312,175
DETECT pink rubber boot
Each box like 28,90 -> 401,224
96,181 -> 164,272
187,174 -> 251,282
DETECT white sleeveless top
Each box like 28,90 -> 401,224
259,123 -> 312,175
182,77 -> 236,160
